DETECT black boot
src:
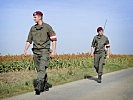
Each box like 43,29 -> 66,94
44,74 -> 49,91
44,82 -> 49,91
40,81 -> 45,92
40,73 -> 48,92
97,75 -> 102,83
35,80 -> 41,95
44,82 -> 52,91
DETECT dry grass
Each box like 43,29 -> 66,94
0,68 -> 70,85
0,71 -> 36,85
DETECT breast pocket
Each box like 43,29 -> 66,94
32,31 -> 41,43
40,32 -> 47,42
40,28 -> 49,42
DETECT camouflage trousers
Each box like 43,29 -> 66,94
33,52 -> 50,82
94,52 -> 106,76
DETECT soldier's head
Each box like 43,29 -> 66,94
33,11 -> 43,23
97,27 -> 104,36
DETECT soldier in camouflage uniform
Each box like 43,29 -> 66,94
24,11 -> 57,95
91,27 -> 110,83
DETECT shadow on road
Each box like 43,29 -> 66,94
84,75 -> 98,82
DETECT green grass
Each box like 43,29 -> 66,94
0,55 -> 133,99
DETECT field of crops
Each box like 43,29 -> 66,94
0,53 -> 133,73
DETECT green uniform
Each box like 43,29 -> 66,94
91,35 -> 109,75
27,22 -> 57,82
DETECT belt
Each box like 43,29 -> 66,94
94,50 -> 105,54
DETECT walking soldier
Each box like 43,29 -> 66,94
24,11 -> 57,94
91,27 -> 110,83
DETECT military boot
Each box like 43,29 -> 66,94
44,82 -> 52,91
44,74 -> 50,91
35,80 -> 41,95
40,81 -> 45,92
97,75 -> 102,83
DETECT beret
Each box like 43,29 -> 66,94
97,27 -> 103,32
33,11 -> 43,16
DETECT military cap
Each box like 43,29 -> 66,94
97,27 -> 104,32
33,11 -> 43,16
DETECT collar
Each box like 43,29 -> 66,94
34,22 -> 44,30
97,35 -> 103,39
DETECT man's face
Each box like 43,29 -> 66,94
33,15 -> 42,23
98,30 -> 103,36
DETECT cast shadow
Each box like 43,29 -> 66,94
84,75 -> 98,82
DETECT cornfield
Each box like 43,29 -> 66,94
0,53 -> 133,73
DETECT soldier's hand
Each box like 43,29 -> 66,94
90,52 -> 94,57
24,50 -> 27,56
106,55 -> 110,59
50,51 -> 56,58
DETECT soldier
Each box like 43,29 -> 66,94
91,27 -> 110,83
24,11 -> 57,95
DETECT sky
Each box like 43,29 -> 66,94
0,0 -> 133,55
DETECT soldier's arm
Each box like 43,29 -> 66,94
24,28 -> 33,56
106,44 -> 110,58
50,41 -> 57,58
47,24 -> 57,58
90,47 -> 94,56
106,47 -> 110,58
90,37 -> 95,56
24,42 -> 30,56
50,35 -> 57,58
106,38 -> 110,58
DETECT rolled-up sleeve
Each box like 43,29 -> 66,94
91,37 -> 96,47
47,25 -> 57,41
26,28 -> 33,44
106,37 -> 110,47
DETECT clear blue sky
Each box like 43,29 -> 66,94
0,0 -> 133,55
